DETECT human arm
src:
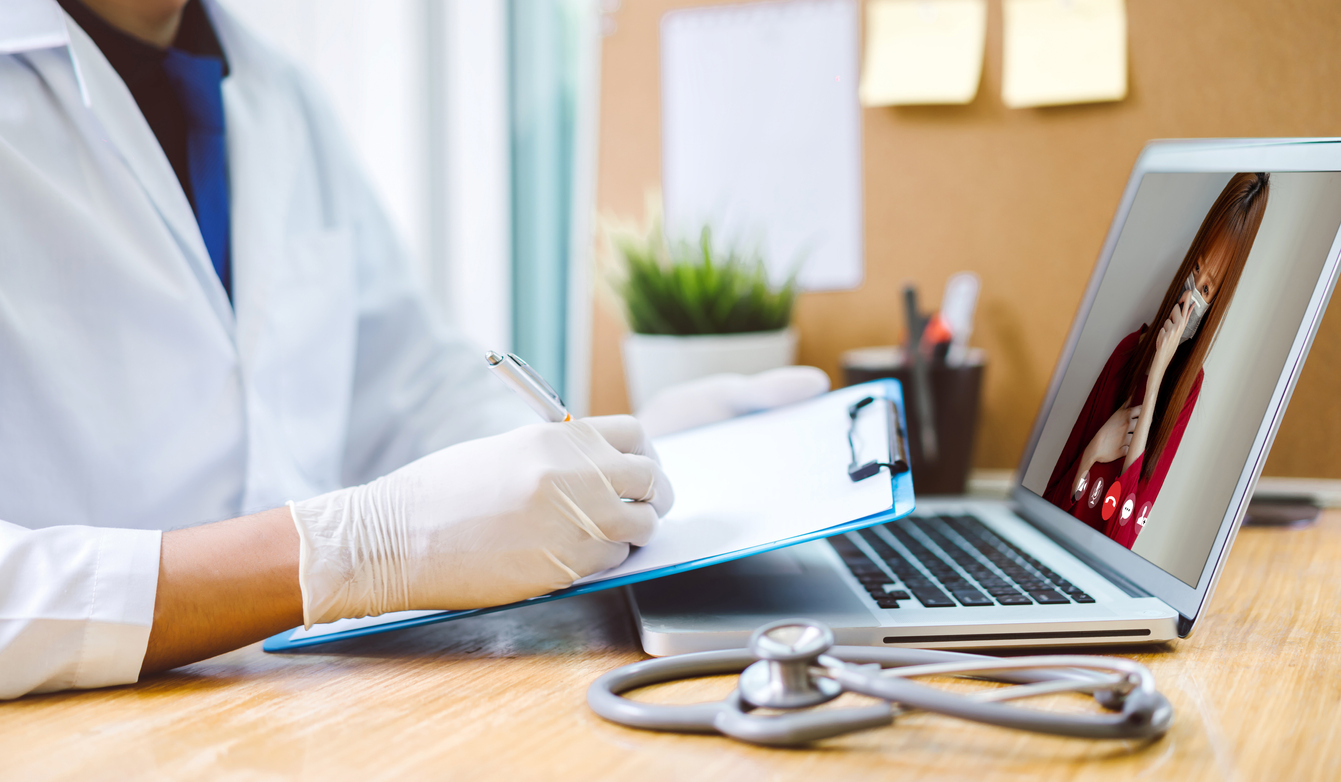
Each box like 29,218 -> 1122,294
1070,404 -> 1143,498
139,507 -> 302,674
1123,293 -> 1192,474
147,416 -> 667,670
153,415 -> 668,672
1041,329 -> 1145,508
1103,370 -> 1203,548
5,416 -> 668,697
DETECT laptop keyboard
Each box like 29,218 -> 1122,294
828,515 -> 1095,609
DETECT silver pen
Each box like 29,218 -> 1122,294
485,351 -> 571,423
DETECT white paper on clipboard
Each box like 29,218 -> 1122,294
576,384 -> 894,583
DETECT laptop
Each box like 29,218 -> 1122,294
630,138 -> 1341,655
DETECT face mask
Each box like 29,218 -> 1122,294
1180,273 -> 1209,344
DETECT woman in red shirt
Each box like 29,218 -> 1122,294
1043,173 -> 1271,548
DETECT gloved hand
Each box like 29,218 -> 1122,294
636,366 -> 831,438
288,416 -> 672,627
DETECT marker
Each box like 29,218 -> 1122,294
486,351 -> 571,423
940,271 -> 980,366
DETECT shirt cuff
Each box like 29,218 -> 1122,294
72,527 -> 162,690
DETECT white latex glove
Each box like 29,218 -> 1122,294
288,416 -> 672,627
635,366 -> 831,438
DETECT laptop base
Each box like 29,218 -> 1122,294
630,501 -> 1179,656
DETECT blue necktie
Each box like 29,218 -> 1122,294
162,49 -> 231,299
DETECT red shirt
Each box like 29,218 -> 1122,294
1042,327 -> 1202,549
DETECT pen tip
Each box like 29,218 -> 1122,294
485,351 -> 503,366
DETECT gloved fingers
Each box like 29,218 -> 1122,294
559,420 -> 670,515
599,452 -> 674,518
728,366 -> 831,414
587,541 -> 632,579
636,367 -> 831,438
577,540 -> 634,578
584,414 -> 661,463
588,498 -> 660,548
635,374 -> 745,438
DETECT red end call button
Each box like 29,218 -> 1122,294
1102,480 -> 1123,521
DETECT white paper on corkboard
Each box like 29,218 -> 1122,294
661,0 -> 864,291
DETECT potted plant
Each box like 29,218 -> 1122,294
611,219 -> 798,410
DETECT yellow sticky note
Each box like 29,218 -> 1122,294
1002,0 -> 1127,109
859,0 -> 988,107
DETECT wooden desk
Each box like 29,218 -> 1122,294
5,514 -> 1340,781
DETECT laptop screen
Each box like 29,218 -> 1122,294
1020,171 -> 1341,586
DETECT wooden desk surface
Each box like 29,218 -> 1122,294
5,514 -> 1340,781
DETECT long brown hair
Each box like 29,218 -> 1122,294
1120,172 -> 1271,480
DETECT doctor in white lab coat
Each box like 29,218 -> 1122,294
0,0 -> 828,699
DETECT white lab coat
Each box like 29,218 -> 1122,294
0,0 -> 532,698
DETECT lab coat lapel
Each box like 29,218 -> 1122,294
204,1 -> 297,375
63,18 -> 237,333
207,0 -> 352,506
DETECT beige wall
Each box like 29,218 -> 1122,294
592,0 -> 1341,477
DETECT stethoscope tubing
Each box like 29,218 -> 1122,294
588,648 -> 758,734
823,659 -> 1172,740
588,645 -> 1172,743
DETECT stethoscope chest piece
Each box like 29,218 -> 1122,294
738,620 -> 841,709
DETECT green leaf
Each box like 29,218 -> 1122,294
610,219 -> 797,336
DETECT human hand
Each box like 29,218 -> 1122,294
288,416 -> 672,626
1082,404 -> 1142,469
1150,292 -> 1192,385
635,366 -> 831,438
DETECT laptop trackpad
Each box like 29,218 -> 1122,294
631,546 -> 877,629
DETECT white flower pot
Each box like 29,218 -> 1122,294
622,327 -> 798,411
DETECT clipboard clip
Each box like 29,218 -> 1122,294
847,396 -> 911,483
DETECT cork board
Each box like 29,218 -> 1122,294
591,0 -> 1341,476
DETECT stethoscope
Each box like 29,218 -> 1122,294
588,619 -> 1172,747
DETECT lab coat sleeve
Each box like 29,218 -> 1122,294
295,81 -> 534,486
0,521 -> 161,700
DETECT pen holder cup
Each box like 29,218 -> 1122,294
842,347 -> 985,495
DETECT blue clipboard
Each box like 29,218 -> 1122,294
264,379 -> 915,652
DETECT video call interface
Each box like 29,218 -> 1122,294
1020,171 -> 1341,586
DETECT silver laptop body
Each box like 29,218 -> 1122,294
631,139 -> 1341,655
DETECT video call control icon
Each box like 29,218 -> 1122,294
1088,477 -> 1105,509
1101,481 -> 1123,522
1119,493 -> 1136,526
